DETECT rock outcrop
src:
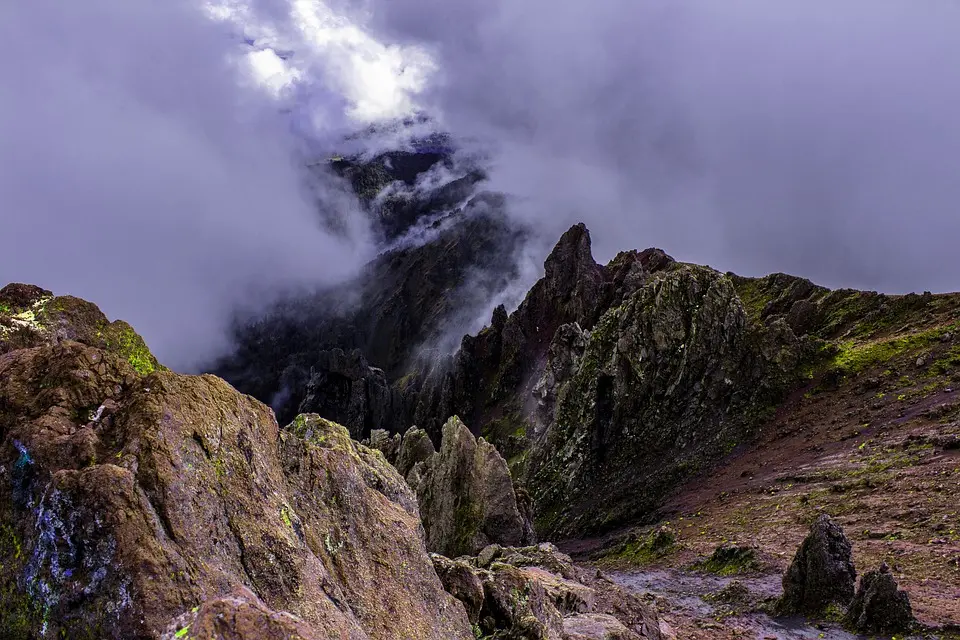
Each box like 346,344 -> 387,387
845,563 -> 914,634
527,263 -> 804,537
294,348 -> 403,440
779,514 -> 857,615
0,295 -> 473,639
431,543 -> 662,640
415,416 -> 531,557
0,283 -> 160,374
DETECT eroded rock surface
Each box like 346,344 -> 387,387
845,563 -> 914,635
431,543 -> 662,640
416,416 -> 531,557
780,514 -> 857,615
527,263 -> 804,537
0,311 -> 471,639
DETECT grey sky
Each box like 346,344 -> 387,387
0,0 -> 372,370
356,0 -> 960,293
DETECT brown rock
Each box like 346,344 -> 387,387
0,340 -> 471,639
416,416 -> 529,557
562,613 -> 640,640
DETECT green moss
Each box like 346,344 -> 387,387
732,277 -> 776,323
829,324 -> 957,376
600,526 -> 677,566
0,523 -> 40,638
115,323 -> 158,375
692,544 -> 761,576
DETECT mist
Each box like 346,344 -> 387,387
0,0 -> 376,370
350,0 -> 960,294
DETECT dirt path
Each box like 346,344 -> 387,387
609,567 -> 866,640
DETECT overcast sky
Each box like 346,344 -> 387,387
3,0 -> 960,370
351,0 -> 960,293
0,0 -> 387,370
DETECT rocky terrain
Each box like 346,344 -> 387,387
3,143 -> 960,638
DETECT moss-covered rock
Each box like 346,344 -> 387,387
416,417 -> 531,557
0,283 -> 161,375
0,336 -> 471,639
527,264 -> 803,537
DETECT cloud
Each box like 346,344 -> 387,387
0,0 -> 378,370
352,0 -> 960,293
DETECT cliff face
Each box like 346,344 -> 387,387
0,291 -> 472,639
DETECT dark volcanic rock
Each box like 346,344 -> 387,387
409,226 -> 678,455
845,563 -> 914,634
216,205 -> 525,427
527,263 -> 804,537
295,348 -> 403,439
780,514 -> 857,615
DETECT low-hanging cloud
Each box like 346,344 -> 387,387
352,0 -> 960,294
0,0 -> 379,370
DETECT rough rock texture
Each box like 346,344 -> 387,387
294,348 -> 402,439
0,302 -> 472,639
431,555 -> 486,623
394,426 -> 436,481
0,283 -> 161,374
416,416 -> 531,557
562,614 -> 640,640
845,564 -> 914,634
160,588 -> 323,640
431,543 -> 661,640
780,514 -> 857,615
363,428 -> 402,465
408,225 -> 672,451
527,263 -> 804,537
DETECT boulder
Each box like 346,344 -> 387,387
779,514 -> 857,615
845,563 -> 914,634
364,429 -> 402,465
562,613 -> 640,640
0,333 -> 471,639
0,283 -> 160,374
431,544 -> 661,640
395,426 -> 437,480
431,554 -> 486,624
416,416 -> 530,557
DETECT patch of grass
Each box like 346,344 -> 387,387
599,526 -> 677,566
692,544 -> 762,575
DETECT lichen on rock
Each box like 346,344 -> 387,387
0,331 -> 471,639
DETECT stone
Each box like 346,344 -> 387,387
431,544 -> 661,640
416,416 -> 529,557
845,563 -> 914,634
395,426 -> 437,480
562,613 -> 641,640
160,588 -> 342,640
528,264 -> 801,537
431,554 -> 486,624
0,337 -> 471,639
779,514 -> 857,615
